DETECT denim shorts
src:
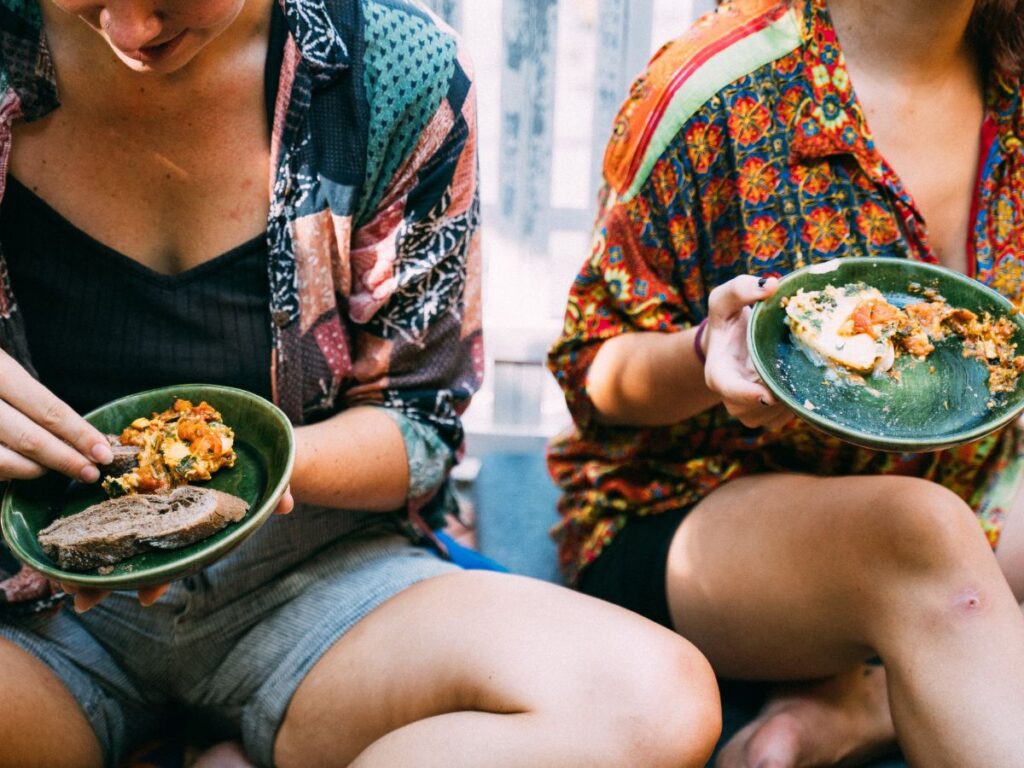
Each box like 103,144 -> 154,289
0,506 -> 459,768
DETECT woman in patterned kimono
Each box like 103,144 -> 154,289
549,0 -> 1024,765
0,1 -> 723,767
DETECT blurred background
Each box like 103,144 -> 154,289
413,0 -> 714,576
423,0 -> 714,452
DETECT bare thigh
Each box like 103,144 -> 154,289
274,570 -> 720,768
0,637 -> 102,768
664,472 -> 1003,680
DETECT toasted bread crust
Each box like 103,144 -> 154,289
38,486 -> 249,572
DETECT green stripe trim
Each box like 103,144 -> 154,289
623,9 -> 802,202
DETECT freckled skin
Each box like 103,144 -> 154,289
10,0 -> 273,274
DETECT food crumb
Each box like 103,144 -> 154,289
803,399 -> 815,411
97,566 -> 114,575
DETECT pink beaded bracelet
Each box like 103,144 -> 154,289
694,318 -> 709,365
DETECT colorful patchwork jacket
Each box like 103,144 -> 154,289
0,0 -> 481,605
0,0 -> 482,505
548,0 -> 1024,584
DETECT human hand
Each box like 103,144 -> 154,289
274,486 -> 294,516
0,350 -> 114,482
53,581 -> 169,614
703,275 -> 794,430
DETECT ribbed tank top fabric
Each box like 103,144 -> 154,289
0,175 -> 274,413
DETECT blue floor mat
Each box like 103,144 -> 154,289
473,451 -> 561,583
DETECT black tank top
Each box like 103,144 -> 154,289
0,175 -> 273,413
0,5 -> 288,415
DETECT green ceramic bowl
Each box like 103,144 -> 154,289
748,258 -> 1024,452
0,384 -> 294,590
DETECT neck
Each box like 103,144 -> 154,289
827,0 -> 978,82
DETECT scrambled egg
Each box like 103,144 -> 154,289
784,284 -> 899,374
783,282 -> 1024,395
102,399 -> 236,496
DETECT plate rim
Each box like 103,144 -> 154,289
747,257 -> 1024,451
0,383 -> 296,589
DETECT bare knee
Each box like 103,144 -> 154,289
587,635 -> 721,768
865,477 -> 989,573
856,477 -> 1011,634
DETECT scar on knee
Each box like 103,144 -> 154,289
953,589 -> 987,614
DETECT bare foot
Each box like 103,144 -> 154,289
190,741 -> 256,768
715,665 -> 898,768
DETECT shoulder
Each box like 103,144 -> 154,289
604,0 -> 803,201
351,0 -> 475,218
359,0 -> 468,91
358,0 -> 472,150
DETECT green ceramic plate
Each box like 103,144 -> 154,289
748,258 -> 1024,452
0,384 -> 294,590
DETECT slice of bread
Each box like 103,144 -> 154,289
38,486 -> 249,572
105,433 -> 141,475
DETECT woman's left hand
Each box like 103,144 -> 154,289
703,275 -> 795,431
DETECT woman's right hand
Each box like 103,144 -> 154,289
0,349 -> 113,482
703,275 -> 794,430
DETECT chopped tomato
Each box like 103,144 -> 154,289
850,299 -> 899,338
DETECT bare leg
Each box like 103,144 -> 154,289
0,638 -> 102,768
715,665 -> 895,768
663,474 -> 1024,767
717,472 -> 1024,768
274,571 -> 721,768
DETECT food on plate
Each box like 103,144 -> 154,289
784,284 -> 899,375
102,399 -> 236,496
34,398 -> 248,572
945,309 -> 1024,393
783,282 -> 1024,394
38,486 -> 249,571
104,433 -> 141,475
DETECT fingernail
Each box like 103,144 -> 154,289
758,277 -> 768,288
79,465 -> 100,483
91,443 -> 114,464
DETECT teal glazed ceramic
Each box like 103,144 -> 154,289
1,384 -> 294,590
748,258 -> 1024,452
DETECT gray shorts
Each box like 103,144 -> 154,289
0,506 -> 460,768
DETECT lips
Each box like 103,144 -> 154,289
121,30 -> 188,64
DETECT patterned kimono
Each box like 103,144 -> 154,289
548,0 -> 1024,584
